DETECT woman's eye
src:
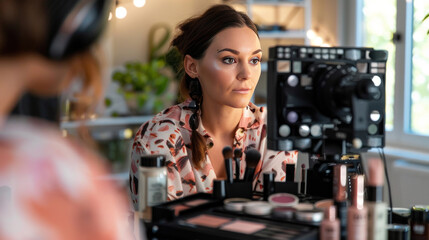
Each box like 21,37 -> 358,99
250,57 -> 261,65
222,57 -> 236,64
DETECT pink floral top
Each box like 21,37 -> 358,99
129,100 -> 297,209
0,118 -> 132,240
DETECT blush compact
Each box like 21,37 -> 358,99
268,193 -> 299,207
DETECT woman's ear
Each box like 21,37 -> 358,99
184,55 -> 198,78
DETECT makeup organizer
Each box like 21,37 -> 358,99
149,191 -> 321,240
144,156 -> 336,240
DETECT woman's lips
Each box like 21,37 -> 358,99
233,88 -> 251,94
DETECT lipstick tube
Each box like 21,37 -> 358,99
347,174 -> 368,240
366,158 -> 387,240
333,164 -> 348,240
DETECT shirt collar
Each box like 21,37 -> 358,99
179,99 -> 263,148
238,102 -> 263,130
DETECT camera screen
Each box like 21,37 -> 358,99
267,45 -> 388,157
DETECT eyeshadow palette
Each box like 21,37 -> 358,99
150,193 -> 319,240
151,208 -> 318,239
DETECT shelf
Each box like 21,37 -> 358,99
259,29 -> 307,39
226,0 -> 305,7
60,115 -> 153,130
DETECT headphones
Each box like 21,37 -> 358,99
46,0 -> 111,59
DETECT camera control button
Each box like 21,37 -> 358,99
345,49 -> 361,60
299,125 -> 310,137
352,138 -> 363,149
310,125 -> 322,137
286,111 -> 299,123
279,124 -> 291,137
287,75 -> 299,87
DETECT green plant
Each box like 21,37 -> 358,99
110,60 -> 170,114
106,23 -> 181,115
425,12 -> 429,35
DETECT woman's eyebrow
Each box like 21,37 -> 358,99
217,48 -> 262,55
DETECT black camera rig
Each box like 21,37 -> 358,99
267,45 -> 387,158
267,45 -> 388,197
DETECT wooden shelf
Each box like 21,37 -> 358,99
259,29 -> 307,39
226,0 -> 306,7
61,115 -> 153,130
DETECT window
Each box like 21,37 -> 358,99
358,0 -> 429,151
410,0 -> 429,135
362,0 -> 396,131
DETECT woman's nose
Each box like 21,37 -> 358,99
237,62 -> 252,81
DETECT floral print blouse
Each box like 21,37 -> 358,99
129,99 -> 297,209
0,118 -> 132,240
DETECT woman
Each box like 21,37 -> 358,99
0,0 -> 132,239
129,4 -> 297,206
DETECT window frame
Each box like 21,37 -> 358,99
341,0 -> 429,152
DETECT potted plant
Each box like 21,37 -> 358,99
109,59 -> 171,115
106,24 -> 180,116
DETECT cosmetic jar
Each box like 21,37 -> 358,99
224,198 -> 251,212
243,201 -> 273,216
295,209 -> 324,223
293,203 -> 314,211
272,207 -> 296,220
387,224 -> 410,240
138,154 -> 167,221
410,205 -> 429,240
268,193 -> 299,207
314,199 -> 333,210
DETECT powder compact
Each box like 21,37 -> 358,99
243,201 -> 273,216
268,193 -> 299,207
295,209 -> 324,223
224,198 -> 251,212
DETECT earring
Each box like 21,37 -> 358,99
188,78 -> 202,131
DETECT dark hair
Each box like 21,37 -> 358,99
171,4 -> 259,169
0,0 -> 103,114
0,0 -> 104,148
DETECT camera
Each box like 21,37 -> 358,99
267,45 -> 388,160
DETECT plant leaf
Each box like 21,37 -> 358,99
423,13 -> 429,22
105,98 -> 112,107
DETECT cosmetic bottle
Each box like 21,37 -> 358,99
138,154 -> 167,221
320,205 -> 340,240
333,164 -> 348,240
410,205 -> 429,240
387,224 -> 409,240
366,158 -> 387,240
347,174 -> 367,240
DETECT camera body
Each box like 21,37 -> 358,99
267,45 -> 388,159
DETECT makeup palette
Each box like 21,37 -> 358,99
151,193 -> 220,222
151,192 -> 320,239
153,210 -> 319,240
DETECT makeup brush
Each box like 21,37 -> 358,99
233,148 -> 242,181
300,164 -> 306,195
243,148 -> 261,183
222,146 -> 234,184
286,163 -> 295,182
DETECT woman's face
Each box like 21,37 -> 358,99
196,26 -> 262,109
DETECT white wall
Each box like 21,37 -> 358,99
107,0 -> 220,67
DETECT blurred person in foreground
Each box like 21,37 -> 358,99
0,0 -> 133,239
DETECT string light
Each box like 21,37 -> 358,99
133,0 -> 146,8
306,28 -> 331,47
115,5 -> 127,19
113,0 -> 146,20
